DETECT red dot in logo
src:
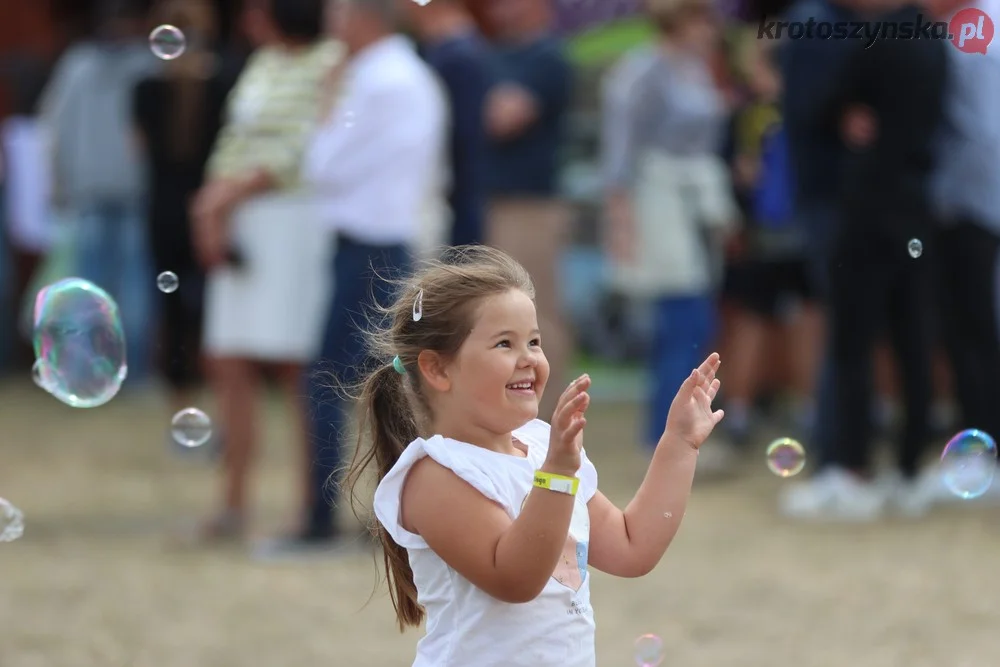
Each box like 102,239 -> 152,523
949,8 -> 995,54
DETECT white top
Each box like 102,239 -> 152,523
373,419 -> 599,667
301,35 -> 449,247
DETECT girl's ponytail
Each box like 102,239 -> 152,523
345,361 -> 423,630
345,246 -> 537,631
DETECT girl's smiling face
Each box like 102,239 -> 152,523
424,289 -> 550,441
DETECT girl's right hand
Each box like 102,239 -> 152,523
543,374 -> 591,476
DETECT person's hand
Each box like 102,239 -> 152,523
733,153 -> 759,189
484,83 -> 539,139
192,179 -> 246,222
724,229 -> 747,260
191,208 -> 228,269
841,105 -> 878,150
542,374 -> 592,476
663,353 -> 725,450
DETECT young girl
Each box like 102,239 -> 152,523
346,246 -> 725,666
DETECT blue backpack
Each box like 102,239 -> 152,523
753,124 -> 796,230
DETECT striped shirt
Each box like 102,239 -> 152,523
206,40 -> 343,191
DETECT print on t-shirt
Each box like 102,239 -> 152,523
522,491 -> 590,592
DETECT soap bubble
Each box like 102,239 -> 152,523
31,358 -> 49,392
941,429 -> 997,499
149,25 -> 186,60
33,278 -> 127,408
0,498 -> 24,543
156,271 -> 179,293
907,238 -> 923,258
171,408 -> 213,448
766,437 -> 806,478
634,633 -> 664,667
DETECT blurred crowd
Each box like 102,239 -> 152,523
0,0 -> 997,552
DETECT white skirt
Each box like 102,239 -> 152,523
203,193 -> 333,362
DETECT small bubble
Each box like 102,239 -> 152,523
634,633 -> 664,667
0,498 -> 25,543
412,0 -> 432,5
662,512 -> 672,518
766,437 -> 806,478
149,25 -> 186,60
413,289 -> 424,322
941,429 -> 997,499
156,271 -> 179,294
170,408 -> 213,448
33,278 -> 128,408
907,238 -> 923,258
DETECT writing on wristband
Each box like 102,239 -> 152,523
533,470 -> 579,496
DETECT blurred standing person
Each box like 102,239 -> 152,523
190,0 -> 342,542
133,0 -> 237,420
601,0 -> 737,465
482,0 -> 573,421
407,0 -> 494,248
290,0 -> 448,554
38,0 -> 161,383
780,0 -> 947,520
776,0 -> 860,483
929,0 -> 1000,464
721,39 -> 822,445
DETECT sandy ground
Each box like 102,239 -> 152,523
0,378 -> 996,667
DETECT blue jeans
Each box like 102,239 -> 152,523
647,295 -> 717,447
73,201 -> 153,383
306,235 -> 410,534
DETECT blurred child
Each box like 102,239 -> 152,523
346,246 -> 724,664
720,38 -> 823,444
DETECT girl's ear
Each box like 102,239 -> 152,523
417,350 -> 451,393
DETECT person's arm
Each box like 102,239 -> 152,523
586,354 -> 724,577
402,377 -> 591,604
484,48 -> 572,141
601,54 -> 649,261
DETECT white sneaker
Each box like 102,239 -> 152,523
907,463 -> 1000,506
877,470 -> 937,518
778,467 -> 886,521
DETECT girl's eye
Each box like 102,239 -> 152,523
529,338 -> 541,347
495,340 -> 511,348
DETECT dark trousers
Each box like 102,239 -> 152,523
306,235 -> 410,534
800,204 -> 838,472
826,225 -> 934,478
937,220 -> 1000,439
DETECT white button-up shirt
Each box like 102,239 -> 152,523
302,35 -> 449,248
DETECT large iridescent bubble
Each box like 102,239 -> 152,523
32,278 -> 127,408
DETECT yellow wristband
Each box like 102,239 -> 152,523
533,471 -> 579,496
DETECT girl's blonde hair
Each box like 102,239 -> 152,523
344,245 -> 534,631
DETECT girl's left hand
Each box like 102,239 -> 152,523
663,353 -> 725,450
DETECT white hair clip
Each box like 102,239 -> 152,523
412,289 -> 424,322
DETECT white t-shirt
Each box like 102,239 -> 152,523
372,419 -> 599,667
